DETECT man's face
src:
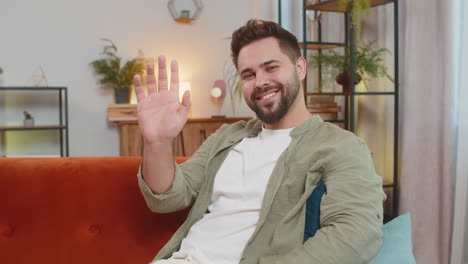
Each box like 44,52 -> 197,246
237,37 -> 302,124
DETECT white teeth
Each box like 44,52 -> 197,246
261,92 -> 276,100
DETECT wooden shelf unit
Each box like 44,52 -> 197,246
0,125 -> 67,131
299,41 -> 345,50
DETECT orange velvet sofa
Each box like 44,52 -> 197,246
0,157 -> 189,264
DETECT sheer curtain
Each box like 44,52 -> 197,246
277,0 -> 462,262
399,0 -> 461,263
450,1 -> 468,264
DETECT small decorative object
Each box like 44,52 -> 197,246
167,0 -> 204,24
309,41 -> 393,94
23,111 -> 34,127
90,38 -> 145,104
31,66 -> 48,87
180,9 -> 190,18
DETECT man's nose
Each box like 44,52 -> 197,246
255,71 -> 270,88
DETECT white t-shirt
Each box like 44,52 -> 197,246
168,126 -> 293,264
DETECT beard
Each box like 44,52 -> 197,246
247,73 -> 301,124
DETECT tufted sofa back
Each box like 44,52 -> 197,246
0,157 -> 189,264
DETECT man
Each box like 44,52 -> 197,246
134,19 -> 386,264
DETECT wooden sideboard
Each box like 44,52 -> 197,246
107,104 -> 250,157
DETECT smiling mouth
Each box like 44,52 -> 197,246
256,90 -> 279,101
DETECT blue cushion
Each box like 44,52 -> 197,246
369,213 -> 416,264
303,181 -> 327,243
302,183 -> 416,263
303,184 -> 415,263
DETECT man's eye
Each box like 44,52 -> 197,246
267,66 -> 278,71
242,73 -> 254,80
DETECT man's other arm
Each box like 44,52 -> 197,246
261,138 -> 386,264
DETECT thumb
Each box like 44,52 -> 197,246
179,90 -> 191,116
181,90 -> 191,108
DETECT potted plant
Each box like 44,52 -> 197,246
23,111 -> 34,127
180,9 -> 191,18
90,39 -> 145,104
0,67 -> 3,74
309,42 -> 393,94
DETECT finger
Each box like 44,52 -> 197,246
181,90 -> 191,108
146,62 -> 157,94
133,75 -> 145,103
179,90 -> 191,117
158,55 -> 168,91
170,60 -> 179,100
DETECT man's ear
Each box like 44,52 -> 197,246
296,57 -> 307,81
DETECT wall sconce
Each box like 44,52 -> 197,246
210,80 -> 227,118
167,0 -> 204,24
211,80 -> 226,104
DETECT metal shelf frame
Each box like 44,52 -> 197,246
0,86 -> 69,157
279,0 -> 399,219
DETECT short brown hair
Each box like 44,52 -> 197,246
230,19 -> 301,68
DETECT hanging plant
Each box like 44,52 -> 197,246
338,0 -> 371,36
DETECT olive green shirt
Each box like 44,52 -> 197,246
138,116 -> 386,264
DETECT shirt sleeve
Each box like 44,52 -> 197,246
260,137 -> 386,264
137,125 -> 228,213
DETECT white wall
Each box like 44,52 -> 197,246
0,0 -> 267,156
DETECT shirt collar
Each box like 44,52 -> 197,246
290,115 -> 324,137
227,115 -> 324,144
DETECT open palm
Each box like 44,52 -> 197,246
134,56 -> 190,145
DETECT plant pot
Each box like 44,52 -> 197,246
114,87 -> 129,104
24,118 -> 34,127
335,72 -> 362,95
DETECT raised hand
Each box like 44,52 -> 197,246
134,56 -> 191,146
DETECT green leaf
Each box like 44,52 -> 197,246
90,39 -> 145,89
309,41 -> 393,91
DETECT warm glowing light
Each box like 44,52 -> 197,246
211,87 -> 222,98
